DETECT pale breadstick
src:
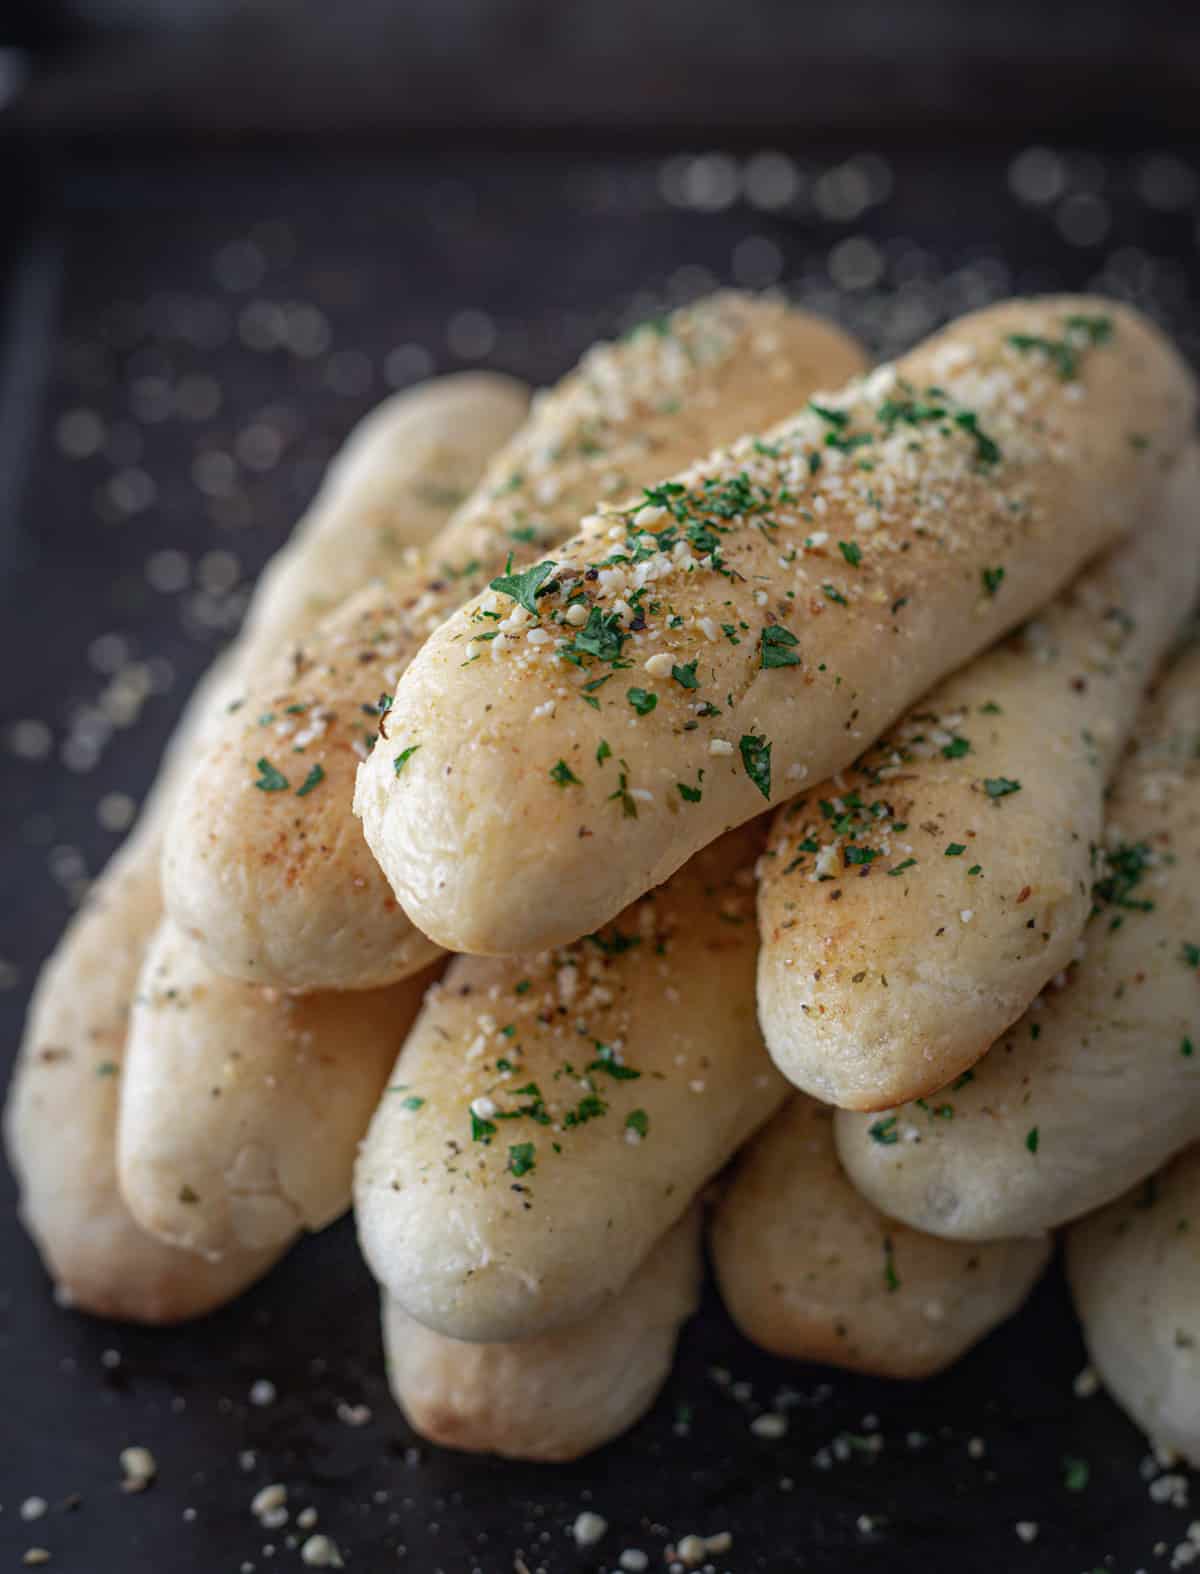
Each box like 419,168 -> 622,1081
117,920 -> 440,1257
354,823 -> 787,1343
3,664 -> 282,1322
5,376 -> 521,1320
757,444 -> 1200,1110
712,1098 -> 1049,1379
382,1207 -> 701,1461
163,296 -> 867,991
1067,1146 -> 1200,1466
836,636 -> 1200,1241
357,297 -> 1195,959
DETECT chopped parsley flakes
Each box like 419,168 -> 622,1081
489,556 -> 556,615
296,763 -> 325,797
507,1142 -> 536,1178
1062,1455 -> 1090,1492
1093,841 -> 1155,914
253,758 -> 289,792
760,624 -> 801,670
739,732 -> 772,799
984,776 -> 1021,799
869,1115 -> 899,1145
1007,315 -> 1112,381
471,1111 -> 497,1144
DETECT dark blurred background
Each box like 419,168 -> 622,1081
3,0 -> 1200,142
4,9 -> 1200,1573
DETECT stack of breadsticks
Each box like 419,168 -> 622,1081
8,289 -> 1200,1468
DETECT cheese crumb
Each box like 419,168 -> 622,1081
572,1511 -> 607,1547
643,651 -> 673,678
300,1534 -> 343,1567
1073,1365 -> 1100,1398
119,1446 -> 157,1492
251,1484 -> 288,1520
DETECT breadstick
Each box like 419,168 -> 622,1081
354,823 -> 787,1343
127,304 -> 857,1266
244,373 -> 530,640
162,296 -> 867,990
3,663 -> 282,1322
836,635 -> 1200,1240
712,1097 -> 1049,1379
117,921 -> 440,1258
356,297 -> 1195,958
5,376 -> 522,1320
757,443 -> 1200,1110
382,1207 -> 701,1461
1067,1146 -> 1200,1466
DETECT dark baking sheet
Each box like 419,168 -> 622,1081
2,142 -> 1199,1572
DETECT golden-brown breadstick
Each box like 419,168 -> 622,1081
117,920 -> 440,1257
382,1207 -> 701,1461
355,824 -> 787,1343
5,376 -> 522,1320
836,636 -> 1200,1240
163,296 -> 867,990
712,1098 -> 1049,1378
1067,1146 -> 1200,1465
757,445 -> 1200,1110
356,297 -> 1194,958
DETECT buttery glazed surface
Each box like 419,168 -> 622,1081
358,298 -> 1195,957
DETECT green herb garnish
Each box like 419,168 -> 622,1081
489,556 -> 556,615
296,763 -> 325,797
253,758 -> 289,792
760,624 -> 801,670
984,777 -> 1021,799
739,732 -> 772,800
507,1142 -> 536,1178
